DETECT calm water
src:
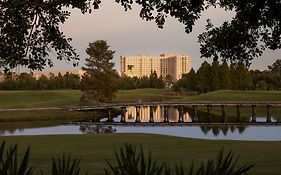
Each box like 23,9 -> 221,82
102,105 -> 280,123
1,105 -> 280,141
1,124 -> 281,141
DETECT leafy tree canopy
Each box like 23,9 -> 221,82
1,0 -> 280,70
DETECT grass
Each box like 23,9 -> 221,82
112,88 -> 181,103
0,90 -> 81,109
0,90 -> 280,174
1,89 -> 281,122
182,90 -> 281,102
0,89 -> 179,109
0,134 -> 280,175
1,89 -> 281,109
0,110 -> 96,123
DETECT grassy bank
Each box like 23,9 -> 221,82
0,134 -> 280,175
0,89 -> 179,109
1,89 -> 281,123
183,90 -> 281,102
0,110 -> 96,123
0,90 -> 81,109
113,88 -> 181,103
1,89 -> 281,109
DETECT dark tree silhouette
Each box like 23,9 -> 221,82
1,0 -> 280,70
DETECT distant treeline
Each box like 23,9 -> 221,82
0,72 -> 80,90
117,71 -> 166,90
173,59 -> 281,93
1,59 -> 280,92
0,71 -> 166,90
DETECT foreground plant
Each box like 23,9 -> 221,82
0,141 -> 33,175
0,141 -> 254,175
193,148 -> 254,175
51,154 -> 84,175
105,144 -> 254,175
105,143 -> 165,175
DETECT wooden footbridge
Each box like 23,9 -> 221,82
72,101 -> 281,124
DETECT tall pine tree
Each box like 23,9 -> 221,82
80,40 -> 118,104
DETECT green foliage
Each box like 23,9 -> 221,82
196,61 -> 212,93
81,71 -> 118,103
83,40 -> 115,73
51,154 -> 83,175
105,144 -> 254,175
0,0 -> 80,71
152,148 -> 255,175
0,72 -> 80,90
0,141 -> 33,175
251,59 -> 281,90
118,73 -> 165,90
256,80 -> 268,91
219,62 -> 232,90
159,149 -> 254,175
1,0 -> 281,70
81,40 -> 118,104
193,149 -> 254,175
198,1 -> 281,65
173,62 -> 253,93
0,141 -> 86,175
105,143 -> 165,175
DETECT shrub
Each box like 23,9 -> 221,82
0,141 -> 33,175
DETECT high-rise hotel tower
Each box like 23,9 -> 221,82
120,54 -> 191,80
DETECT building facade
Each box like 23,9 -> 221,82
120,54 -> 191,80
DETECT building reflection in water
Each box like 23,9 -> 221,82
124,105 -> 192,122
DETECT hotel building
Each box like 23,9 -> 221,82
120,54 -> 191,80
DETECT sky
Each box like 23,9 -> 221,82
44,1 -> 281,72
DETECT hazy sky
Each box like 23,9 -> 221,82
45,1 -> 281,72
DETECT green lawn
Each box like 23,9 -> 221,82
113,88 -> 181,103
0,89 -> 179,109
1,89 -> 281,123
0,90 -> 81,109
1,90 -> 280,175
0,134 -> 280,175
182,90 -> 281,102
0,110 -> 94,122
1,89 -> 281,109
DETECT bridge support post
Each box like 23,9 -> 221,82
135,106 -> 141,123
207,105 -> 212,122
107,108 -> 114,122
178,106 -> 184,123
236,104 -> 241,122
251,105 -> 256,123
192,105 -> 198,122
221,105 -> 226,123
266,104 -> 272,123
163,106 -> 169,123
120,107 -> 126,123
149,106 -> 155,123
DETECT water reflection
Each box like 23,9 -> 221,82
112,105 -> 278,123
79,124 -> 116,134
1,124 -> 281,141
124,106 -> 191,122
0,128 -> 24,135
200,125 -> 246,136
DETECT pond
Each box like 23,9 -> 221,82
1,123 -> 281,141
101,105 -> 280,123
1,105 -> 280,141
